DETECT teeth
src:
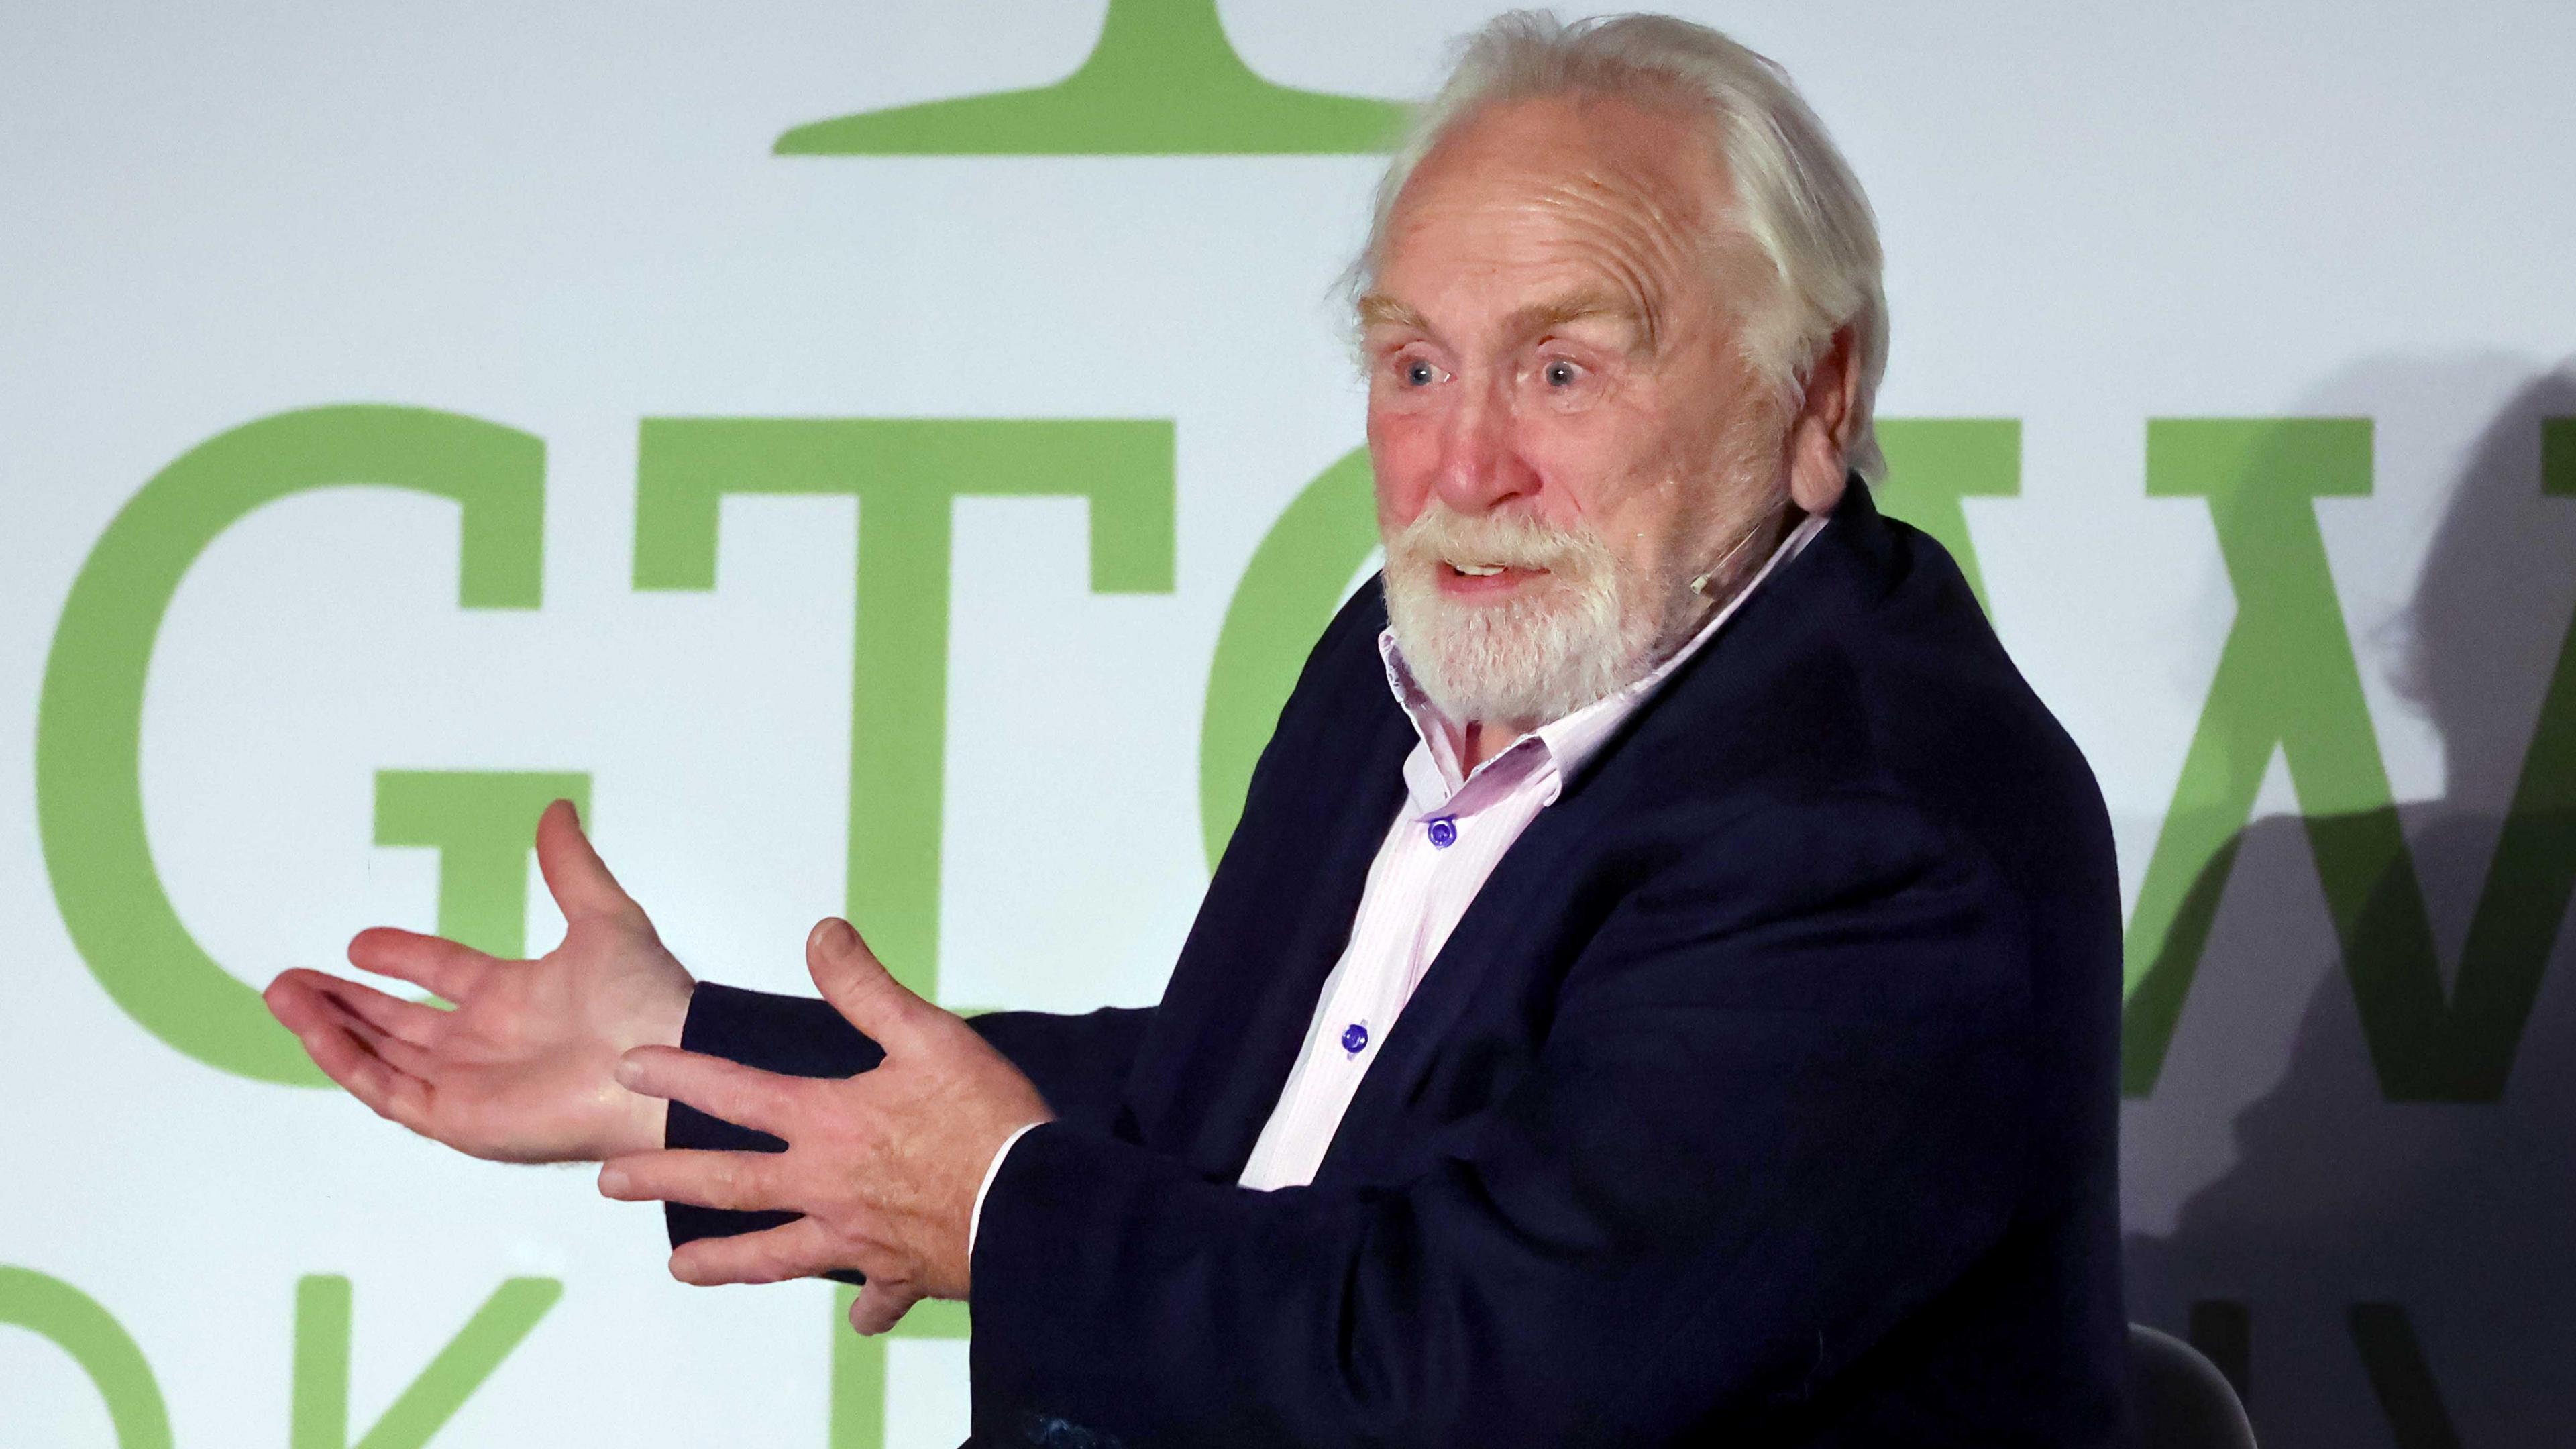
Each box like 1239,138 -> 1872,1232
1453,562 -> 1505,576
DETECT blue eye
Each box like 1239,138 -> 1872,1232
1404,360 -> 1436,387
1544,360 -> 1578,388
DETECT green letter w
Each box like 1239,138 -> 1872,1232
2120,417 -> 2576,1100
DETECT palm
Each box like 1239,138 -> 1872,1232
393,914 -> 686,1161
266,800 -> 695,1163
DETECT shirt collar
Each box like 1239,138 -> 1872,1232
1378,508 -> 1829,816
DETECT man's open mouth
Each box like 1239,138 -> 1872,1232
1437,560 -> 1548,590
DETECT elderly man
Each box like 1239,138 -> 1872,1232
267,13 -> 2124,1446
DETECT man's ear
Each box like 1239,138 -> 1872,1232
1785,324 -> 1860,513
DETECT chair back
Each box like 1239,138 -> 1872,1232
2124,1323 -> 2256,1449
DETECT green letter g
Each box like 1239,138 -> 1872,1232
36,405 -> 544,1085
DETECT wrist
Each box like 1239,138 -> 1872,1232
606,979 -> 694,1157
614,1087 -> 672,1159
632,966 -> 695,1053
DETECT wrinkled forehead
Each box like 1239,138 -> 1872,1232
1374,93 -> 1734,323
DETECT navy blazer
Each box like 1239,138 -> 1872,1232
669,483 -> 2127,1447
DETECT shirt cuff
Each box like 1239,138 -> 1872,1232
969,1122 -> 1044,1257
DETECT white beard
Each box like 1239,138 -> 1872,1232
1381,502 -> 1696,728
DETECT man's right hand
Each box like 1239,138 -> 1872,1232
265,799 -> 695,1163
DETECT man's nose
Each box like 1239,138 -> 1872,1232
1430,382 -> 1538,514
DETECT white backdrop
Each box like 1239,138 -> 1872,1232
7,3 -> 2574,1446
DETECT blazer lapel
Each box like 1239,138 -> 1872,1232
1311,498 -> 1882,1184
1135,670 -> 1417,1179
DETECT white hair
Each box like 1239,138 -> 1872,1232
1354,10 -> 1889,482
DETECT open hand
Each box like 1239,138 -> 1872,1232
598,917 -> 1053,1309
265,799 -> 694,1163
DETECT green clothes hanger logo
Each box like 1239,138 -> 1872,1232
773,0 -> 1407,156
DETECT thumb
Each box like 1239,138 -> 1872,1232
808,918 -> 930,1047
535,798 -> 641,926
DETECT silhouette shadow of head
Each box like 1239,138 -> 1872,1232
2120,360 -> 2576,1449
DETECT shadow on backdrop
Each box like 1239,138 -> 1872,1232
2123,361 -> 2576,1448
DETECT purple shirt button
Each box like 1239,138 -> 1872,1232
1340,1022 -> 1369,1055
1427,816 -> 1458,848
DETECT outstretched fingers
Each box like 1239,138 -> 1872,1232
805,918 -> 935,1052
270,979 -> 432,1130
598,1147 -> 790,1215
848,1280 -> 924,1336
275,969 -> 446,1048
665,1215 -> 851,1287
616,1045 -> 802,1136
346,927 -> 494,1001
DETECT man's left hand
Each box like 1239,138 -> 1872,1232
598,916 -> 1053,1317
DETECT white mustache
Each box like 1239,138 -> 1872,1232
1386,504 -> 1611,576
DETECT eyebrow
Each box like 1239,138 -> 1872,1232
1354,288 -> 1654,351
1356,293 -> 1428,332
1504,291 -> 1638,340
1505,288 -> 1648,345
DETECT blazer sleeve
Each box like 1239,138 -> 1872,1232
662,984 -> 1154,1257
964,789 -> 2041,1448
